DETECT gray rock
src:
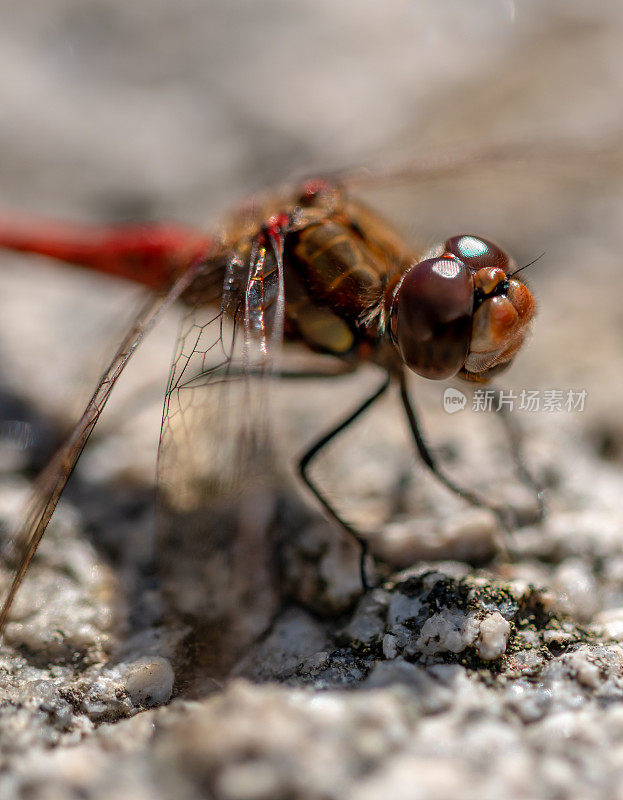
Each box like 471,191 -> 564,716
2,3 -> 623,799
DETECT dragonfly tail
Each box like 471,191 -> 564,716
0,214 -> 214,289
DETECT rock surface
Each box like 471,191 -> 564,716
2,2 -> 623,799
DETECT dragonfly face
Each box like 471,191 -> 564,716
389,235 -> 536,381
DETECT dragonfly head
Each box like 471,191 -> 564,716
389,235 -> 536,381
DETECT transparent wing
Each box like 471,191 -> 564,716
159,240 -> 284,506
335,131 -> 623,191
156,230 -> 286,675
0,257 -> 209,638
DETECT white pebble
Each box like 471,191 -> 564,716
416,610 -> 479,655
594,608 -> 623,641
382,634 -> 399,660
476,612 -> 511,660
123,657 -> 175,707
552,560 -> 599,622
567,650 -> 602,689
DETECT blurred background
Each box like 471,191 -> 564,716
0,0 -> 623,584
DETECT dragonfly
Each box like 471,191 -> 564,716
0,162 -> 537,647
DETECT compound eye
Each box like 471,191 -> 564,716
444,235 -> 512,273
391,255 -> 474,380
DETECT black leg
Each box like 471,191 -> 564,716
398,372 -> 513,526
491,389 -> 545,521
299,375 -> 391,589
188,361 -> 358,386
272,365 -> 357,380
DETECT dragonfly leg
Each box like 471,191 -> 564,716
272,364 -> 357,380
398,372 -> 516,528
490,390 -> 545,522
298,375 -> 391,590
185,359 -> 358,386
